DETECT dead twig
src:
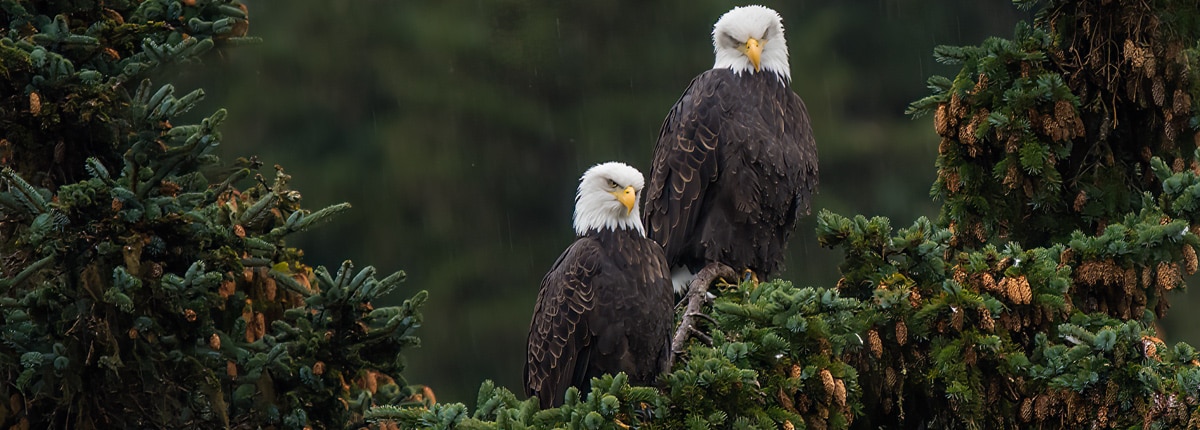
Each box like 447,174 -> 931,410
670,262 -> 735,361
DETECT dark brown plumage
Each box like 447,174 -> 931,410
642,68 -> 818,286
525,163 -> 674,409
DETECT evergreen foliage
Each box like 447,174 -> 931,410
4,0 -> 1200,429
1,2 -> 426,428
375,280 -> 862,430
907,0 -> 1200,249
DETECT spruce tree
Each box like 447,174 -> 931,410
1,1 -> 426,428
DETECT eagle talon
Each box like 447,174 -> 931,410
629,403 -> 656,424
670,262 -> 736,358
687,311 -> 717,325
742,269 -> 760,288
687,326 -> 713,345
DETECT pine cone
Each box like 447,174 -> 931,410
1073,190 -> 1088,212
1143,337 -> 1160,360
29,92 -> 41,116
820,369 -> 835,398
1011,275 -> 1033,305
1183,245 -> 1198,275
884,366 -> 898,391
1156,262 -> 1181,290
1021,397 -> 1034,422
1152,77 -> 1166,107
1175,88 -> 1192,116
833,379 -> 847,407
220,279 -> 237,299
777,387 -> 796,412
1123,267 -> 1138,294
867,329 -> 883,358
1059,248 -> 1073,266
1034,394 -> 1049,421
935,104 -> 952,136
981,272 -> 998,293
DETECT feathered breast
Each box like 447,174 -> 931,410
524,228 -> 673,408
641,69 -> 818,276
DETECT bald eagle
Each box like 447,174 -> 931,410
525,162 -> 674,409
642,5 -> 818,293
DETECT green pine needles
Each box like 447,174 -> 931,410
1,1 -> 426,428
377,280 -> 862,430
907,1 -> 1200,249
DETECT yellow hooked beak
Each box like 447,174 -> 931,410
611,185 -> 636,215
740,38 -> 763,72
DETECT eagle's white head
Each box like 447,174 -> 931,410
711,5 -> 790,83
573,162 -> 646,237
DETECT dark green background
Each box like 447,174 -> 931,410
183,1 -> 1199,404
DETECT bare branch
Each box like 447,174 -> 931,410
670,262 -> 736,361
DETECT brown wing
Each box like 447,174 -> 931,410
642,69 -> 818,276
641,70 -> 728,268
784,87 -> 818,221
524,237 -> 601,408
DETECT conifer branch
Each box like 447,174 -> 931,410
0,255 -> 54,291
670,262 -> 735,359
0,168 -> 48,216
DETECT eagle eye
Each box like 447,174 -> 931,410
607,179 -> 619,188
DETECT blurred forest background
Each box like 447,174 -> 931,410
177,0 -> 1200,403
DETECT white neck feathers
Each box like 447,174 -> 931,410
572,162 -> 647,237
711,5 -> 791,83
